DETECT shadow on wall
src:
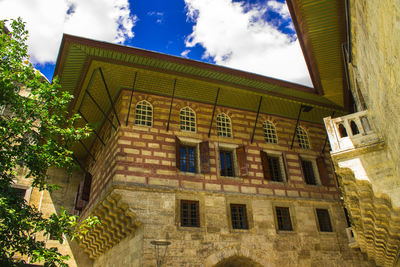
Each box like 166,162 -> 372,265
213,256 -> 263,267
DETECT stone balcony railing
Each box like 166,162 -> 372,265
323,110 -> 380,153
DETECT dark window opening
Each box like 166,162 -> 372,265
14,188 -> 26,199
220,150 -> 234,177
350,120 -> 359,135
268,156 -> 283,182
181,200 -> 200,227
275,207 -> 293,231
316,209 -> 333,232
230,204 -> 248,229
180,146 -> 196,173
338,124 -> 348,137
301,160 -> 317,185
344,208 -> 351,227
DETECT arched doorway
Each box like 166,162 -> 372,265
213,255 -> 263,267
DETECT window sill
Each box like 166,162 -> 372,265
220,176 -> 245,182
230,228 -> 250,233
177,225 -> 205,232
179,171 -> 204,178
276,230 -> 296,234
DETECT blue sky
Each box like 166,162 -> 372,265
0,0 -> 312,86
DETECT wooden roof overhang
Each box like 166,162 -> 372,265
54,34 -> 346,160
287,0 -> 349,108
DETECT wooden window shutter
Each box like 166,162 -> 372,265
260,150 -> 271,180
317,156 -> 329,185
236,145 -> 248,177
175,136 -> 181,170
82,173 -> 92,201
282,152 -> 289,182
199,141 -> 210,174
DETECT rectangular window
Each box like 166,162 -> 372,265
301,159 -> 317,185
316,209 -> 333,232
181,200 -> 200,227
268,156 -> 283,182
220,150 -> 234,177
230,204 -> 248,229
180,145 -> 196,173
275,207 -> 293,231
14,188 -> 26,199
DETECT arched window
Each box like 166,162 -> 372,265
263,121 -> 278,144
338,123 -> 348,138
296,126 -> 310,149
216,113 -> 232,137
350,120 -> 359,135
134,100 -> 152,127
180,107 -> 196,132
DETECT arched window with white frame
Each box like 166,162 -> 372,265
180,106 -> 196,132
263,121 -> 278,144
296,126 -> 310,149
134,100 -> 152,127
216,113 -> 232,137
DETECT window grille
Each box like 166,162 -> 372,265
180,145 -> 196,173
230,204 -> 248,229
180,107 -> 196,132
263,121 -> 277,143
268,156 -> 283,182
220,150 -> 234,177
296,126 -> 310,149
301,159 -> 317,185
216,113 -> 232,137
316,209 -> 333,232
181,200 -> 200,227
275,207 -> 293,231
134,100 -> 152,127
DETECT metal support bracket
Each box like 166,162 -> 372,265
166,79 -> 177,132
251,96 -> 263,144
208,87 -> 220,138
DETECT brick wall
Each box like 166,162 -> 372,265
83,89 -> 338,213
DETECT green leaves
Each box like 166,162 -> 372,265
0,18 -> 97,266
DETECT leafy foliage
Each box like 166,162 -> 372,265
0,18 -> 98,266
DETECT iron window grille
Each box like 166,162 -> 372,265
316,209 -> 333,232
216,113 -> 232,137
275,207 -> 293,231
180,145 -> 196,173
263,121 -> 278,144
301,159 -> 317,185
180,107 -> 196,132
134,100 -> 152,127
230,204 -> 248,229
268,156 -> 283,182
181,200 -> 200,227
220,150 -> 234,177
296,126 -> 310,149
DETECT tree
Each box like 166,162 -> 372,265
0,18 -> 98,266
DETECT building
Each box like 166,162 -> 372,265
23,28 -> 373,266
287,0 -> 400,266
13,0 -> 400,266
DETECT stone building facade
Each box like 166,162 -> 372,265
287,0 -> 400,266
12,29 -> 373,266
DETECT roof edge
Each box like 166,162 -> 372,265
54,33 -> 317,94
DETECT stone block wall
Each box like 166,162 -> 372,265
90,187 -> 374,267
349,0 -> 400,182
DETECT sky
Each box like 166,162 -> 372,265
0,0 -> 313,87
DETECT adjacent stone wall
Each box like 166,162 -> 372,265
349,0 -> 400,182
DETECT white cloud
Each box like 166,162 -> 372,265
147,11 -> 164,24
267,0 -> 290,19
184,0 -> 312,86
0,0 -> 137,64
180,49 -> 190,58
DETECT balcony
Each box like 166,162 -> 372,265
323,110 -> 381,154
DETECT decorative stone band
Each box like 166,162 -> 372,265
79,193 -> 141,259
336,167 -> 400,267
